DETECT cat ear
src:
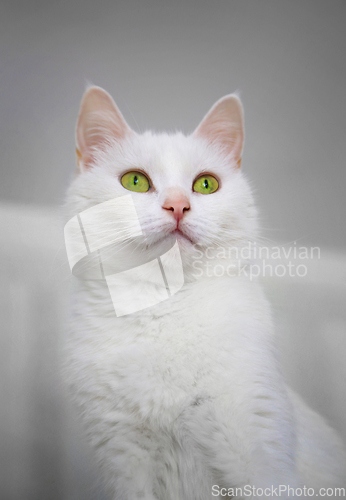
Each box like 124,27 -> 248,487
76,86 -> 132,171
193,95 -> 244,167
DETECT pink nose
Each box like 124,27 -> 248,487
162,192 -> 190,223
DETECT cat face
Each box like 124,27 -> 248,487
66,87 -> 257,272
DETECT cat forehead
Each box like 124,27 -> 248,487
121,131 -> 231,176
139,132 -> 195,171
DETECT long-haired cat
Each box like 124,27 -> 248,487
64,86 -> 346,499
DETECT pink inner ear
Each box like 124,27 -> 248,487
193,95 -> 244,165
76,87 -> 131,171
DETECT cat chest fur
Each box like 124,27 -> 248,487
69,275 -> 274,430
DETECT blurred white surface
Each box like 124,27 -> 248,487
0,203 -> 106,500
0,203 -> 345,499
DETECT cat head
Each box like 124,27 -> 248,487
65,86 -> 258,278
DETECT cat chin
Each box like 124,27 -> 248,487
173,229 -> 195,245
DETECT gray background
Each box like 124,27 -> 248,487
1,0 -> 345,250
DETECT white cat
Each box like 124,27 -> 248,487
65,86 -> 346,499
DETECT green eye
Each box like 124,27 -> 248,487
193,174 -> 219,194
121,171 -> 150,193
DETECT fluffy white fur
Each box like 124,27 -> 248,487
65,87 -> 346,499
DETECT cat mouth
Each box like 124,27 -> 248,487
173,228 -> 194,243
149,227 -> 195,247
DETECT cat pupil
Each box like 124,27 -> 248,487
134,175 -> 138,185
203,179 -> 209,189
